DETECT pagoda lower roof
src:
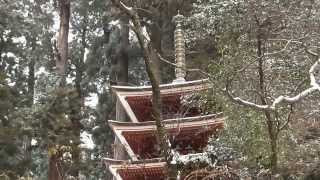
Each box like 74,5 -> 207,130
109,113 -> 224,161
103,158 -> 166,180
109,113 -> 223,130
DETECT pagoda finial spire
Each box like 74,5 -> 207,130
173,11 -> 186,83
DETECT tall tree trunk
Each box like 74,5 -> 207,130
122,2 -> 171,177
49,1 -> 70,179
110,1 -> 173,178
56,0 -> 70,81
49,151 -> 63,180
70,18 -> 87,178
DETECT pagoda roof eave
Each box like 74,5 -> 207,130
111,79 -> 209,94
108,113 -> 224,128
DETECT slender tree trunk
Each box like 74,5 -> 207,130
132,13 -> 173,180
148,22 -> 162,82
257,32 -> 278,173
269,133 -> 278,172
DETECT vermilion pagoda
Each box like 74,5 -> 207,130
103,13 -> 224,180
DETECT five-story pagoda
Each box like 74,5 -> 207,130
103,13 -> 224,180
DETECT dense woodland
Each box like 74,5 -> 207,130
0,0 -> 320,179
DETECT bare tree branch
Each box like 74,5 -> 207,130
157,53 -> 211,78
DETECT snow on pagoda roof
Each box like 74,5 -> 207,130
103,158 -> 166,180
103,152 -> 220,180
108,113 -> 224,161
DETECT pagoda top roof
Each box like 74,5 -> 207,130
111,79 -> 209,94
113,79 -> 212,122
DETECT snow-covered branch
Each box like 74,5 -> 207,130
111,0 -> 134,16
225,81 -> 269,111
270,59 -> 320,107
226,58 -> 320,111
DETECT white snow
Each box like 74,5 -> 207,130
12,36 -> 26,46
80,131 -> 94,149
84,93 -> 98,108
84,48 -> 89,62
109,20 -> 121,29
31,139 -> 38,146
5,52 -> 17,58
35,66 -> 49,76
171,152 -> 212,166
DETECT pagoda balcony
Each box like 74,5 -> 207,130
109,113 -> 224,161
